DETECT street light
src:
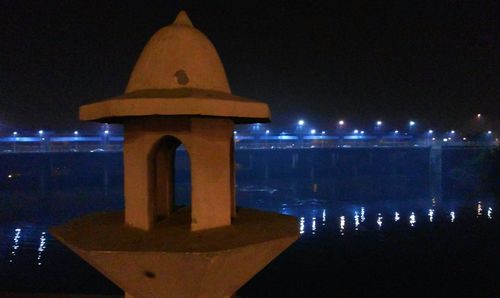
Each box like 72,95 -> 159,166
74,131 -> 79,136
477,113 -> 481,118
451,130 -> 455,134
487,130 -> 492,135
353,129 -> 359,134
38,130 -> 45,152
298,120 -> 305,126
12,132 -> 18,152
338,120 -> 345,126
376,121 -> 382,126
310,129 -> 316,134
394,130 -> 399,134
409,121 -> 415,127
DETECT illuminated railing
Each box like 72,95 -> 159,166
0,132 -> 496,153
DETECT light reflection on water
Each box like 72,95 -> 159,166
339,216 -> 345,236
37,232 -> 47,266
409,212 -> 416,227
376,213 -> 383,229
0,195 -> 497,268
9,228 -> 21,263
283,198 -> 496,238
354,211 -> 360,230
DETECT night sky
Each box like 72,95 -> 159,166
1,0 -> 498,132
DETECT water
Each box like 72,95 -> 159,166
0,150 -> 498,297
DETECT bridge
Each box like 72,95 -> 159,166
0,130 -> 496,153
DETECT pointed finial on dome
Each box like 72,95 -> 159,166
173,11 -> 193,27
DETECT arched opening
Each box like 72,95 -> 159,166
150,136 -> 191,222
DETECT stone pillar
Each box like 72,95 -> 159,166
188,118 -> 234,231
123,123 -> 155,230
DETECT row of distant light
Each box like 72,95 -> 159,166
11,130 -> 110,137
298,113 -> 485,129
10,127 -> 495,139
236,118 -> 494,136
8,114 -> 494,138
296,119 -> 493,134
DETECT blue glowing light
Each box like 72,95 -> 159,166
310,129 -> 316,134
409,121 -> 416,126
353,129 -> 359,134
38,130 -> 44,135
376,121 -> 382,126
428,130 -> 433,134
298,120 -> 305,126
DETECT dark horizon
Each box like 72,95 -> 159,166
1,0 -> 498,132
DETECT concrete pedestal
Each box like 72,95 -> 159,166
52,208 -> 298,298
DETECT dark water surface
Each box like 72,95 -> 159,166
0,150 -> 498,297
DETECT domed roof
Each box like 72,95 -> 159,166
125,11 -> 231,94
80,11 -> 270,124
